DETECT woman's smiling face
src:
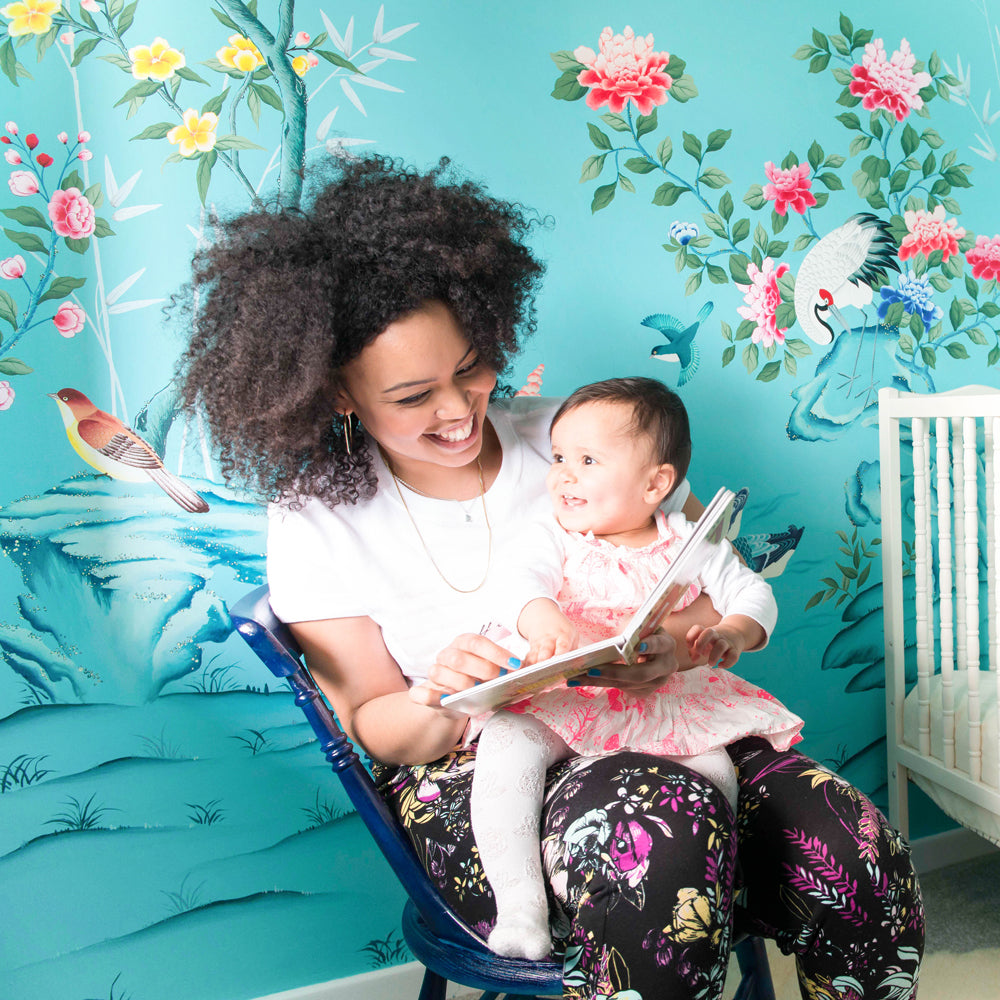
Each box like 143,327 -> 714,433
337,300 -> 497,481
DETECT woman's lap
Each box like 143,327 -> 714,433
375,739 -> 924,1000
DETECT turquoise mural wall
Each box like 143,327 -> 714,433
0,1 -> 998,998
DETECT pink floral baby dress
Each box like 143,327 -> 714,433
504,511 -> 803,756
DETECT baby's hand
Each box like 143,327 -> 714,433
517,598 -> 580,666
686,623 -> 745,670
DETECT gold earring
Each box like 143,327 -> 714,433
342,413 -> 353,456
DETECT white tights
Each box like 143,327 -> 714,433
470,709 -> 739,960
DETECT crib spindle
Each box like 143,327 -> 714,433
991,415 -> 1000,789
961,416 -> 982,783
913,416 -> 933,757
953,417 -> 968,675
936,416 -> 956,770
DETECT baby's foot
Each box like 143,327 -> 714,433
488,912 -> 552,960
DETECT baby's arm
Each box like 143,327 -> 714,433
686,616 -> 765,669
517,598 -> 580,665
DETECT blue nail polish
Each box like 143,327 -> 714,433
507,657 -> 521,668
638,642 -> 648,653
587,668 -> 603,677
498,668 -> 509,677
566,679 -> 580,687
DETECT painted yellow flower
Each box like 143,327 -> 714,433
217,34 -> 265,73
128,37 -> 186,81
167,109 -> 218,158
1,0 -> 61,36
291,54 -> 309,77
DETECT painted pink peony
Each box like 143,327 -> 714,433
849,38 -> 931,122
53,301 -> 86,337
899,205 -> 965,262
0,379 -> 14,410
965,234 -> 1000,282
48,187 -> 96,239
762,161 -> 817,216
737,257 -> 790,349
574,26 -> 671,116
0,254 -> 25,278
8,169 -> 38,195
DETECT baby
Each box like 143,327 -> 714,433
469,376 -> 803,960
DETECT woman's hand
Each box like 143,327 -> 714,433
409,631 -> 520,709
573,629 -> 680,699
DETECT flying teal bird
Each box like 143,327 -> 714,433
732,524 -> 805,579
642,301 -> 713,386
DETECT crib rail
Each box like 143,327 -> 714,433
879,386 -> 1000,843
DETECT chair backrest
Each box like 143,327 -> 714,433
228,584 -> 493,950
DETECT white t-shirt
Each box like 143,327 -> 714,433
267,395 -> 690,681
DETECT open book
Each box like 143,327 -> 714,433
440,487 -> 735,715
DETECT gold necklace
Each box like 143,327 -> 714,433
382,451 -> 493,593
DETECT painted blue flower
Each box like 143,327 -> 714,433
877,270 -> 943,328
668,220 -> 699,245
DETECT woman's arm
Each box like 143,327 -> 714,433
290,615 -> 472,766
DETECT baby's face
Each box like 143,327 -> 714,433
546,401 -> 664,538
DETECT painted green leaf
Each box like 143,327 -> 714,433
731,217 -> 750,244
0,357 -> 32,374
99,52 -> 132,72
1,206 -> 50,230
315,49 -> 361,73
624,157 -> 656,174
116,0 -> 138,33
929,273 -> 951,293
2,228 -> 46,253
742,342 -> 759,372
0,39 -> 21,87
213,135 -> 267,151
807,140 -> 824,170
990,345 -> 1000,366
736,319 -> 756,341
685,270 -> 703,296
920,345 -> 937,367
196,149 -> 217,205
211,6 -> 240,30
92,217 -> 115,238
809,52 -> 831,73
785,338 -> 812,358
0,288 -> 17,326
580,154 -> 607,182
552,68 -> 586,102
652,182 -> 685,206
793,233 -> 816,252
775,302 -> 796,329
729,254 -> 751,284
63,236 -> 91,254
71,37 -> 101,67
897,333 -> 915,356
587,123 -> 612,150
722,345 -> 735,367
981,301 -> 1000,318
783,353 -> 798,376
202,87 -> 230,116
699,166 -> 730,189
945,342 -> 970,359
682,131 -> 702,160
702,212 -> 727,238
38,275 -> 87,304
601,112 -> 630,132
949,298 -> 963,330
114,79 -> 162,107
706,263 -> 728,284
131,121 -> 175,141
743,184 -> 765,210
849,135 -> 872,156
720,320 -> 733,342
617,173 -> 635,194
718,190 -> 734,221
669,74 -> 697,102
793,45 -> 815,61
706,128 -> 731,152
837,111 -> 862,130
635,109 -> 658,138
657,136 -> 673,166
251,83 -> 283,112
550,50 -> 586,72
175,66 -> 210,86
591,182 -> 616,213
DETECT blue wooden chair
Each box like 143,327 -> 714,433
230,584 -> 777,1000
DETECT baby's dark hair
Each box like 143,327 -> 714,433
551,376 -> 692,488
175,154 -> 546,508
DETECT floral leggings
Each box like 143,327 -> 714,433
374,737 -> 925,1000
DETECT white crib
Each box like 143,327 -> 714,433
879,385 -> 1000,847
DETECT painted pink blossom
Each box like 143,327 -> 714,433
0,380 -> 14,410
899,205 -> 965,262
48,187 -> 96,239
0,254 -> 25,278
8,170 -> 38,195
5,121 -> 17,135
849,38 -> 931,122
77,149 -> 92,161
57,131 -> 68,143
80,0 -> 98,10
737,256 -> 790,349
59,31 -> 74,44
4,149 -> 20,164
78,130 -> 90,142
294,30 -> 310,45
762,161 -> 817,216
965,234 -> 1000,282
574,26 -> 671,116
53,301 -> 86,337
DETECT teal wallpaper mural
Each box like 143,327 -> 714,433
0,2 -> 997,998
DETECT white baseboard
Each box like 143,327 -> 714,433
909,826 -> 999,873
254,962 -> 469,1000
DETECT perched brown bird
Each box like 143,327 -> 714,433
48,387 -> 209,513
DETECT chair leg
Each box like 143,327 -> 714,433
417,967 -> 448,1000
733,936 -> 777,1000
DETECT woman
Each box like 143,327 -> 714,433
178,155 -> 924,999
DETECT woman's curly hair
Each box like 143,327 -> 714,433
176,154 -> 546,508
